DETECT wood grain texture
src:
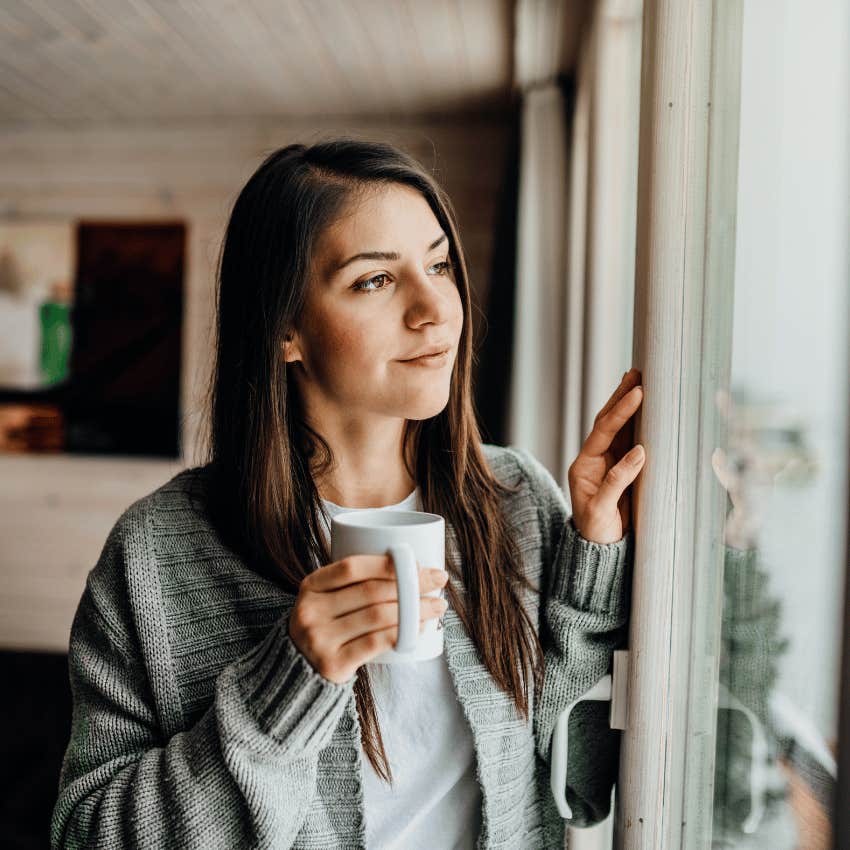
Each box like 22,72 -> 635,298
0,0 -> 515,127
616,0 -> 743,847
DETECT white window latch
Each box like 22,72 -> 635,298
550,649 -> 629,819
550,652 -> 769,834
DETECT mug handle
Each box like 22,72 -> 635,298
386,543 -> 418,653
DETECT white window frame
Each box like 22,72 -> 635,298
613,0 -> 745,846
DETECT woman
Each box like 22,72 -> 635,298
50,138 -> 645,849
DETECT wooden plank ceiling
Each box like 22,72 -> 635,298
0,0 -> 520,127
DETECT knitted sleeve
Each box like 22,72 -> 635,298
506,446 -> 634,828
714,544 -> 790,834
50,519 -> 356,850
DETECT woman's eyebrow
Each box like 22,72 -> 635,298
332,233 -> 447,274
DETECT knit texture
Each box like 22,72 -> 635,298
50,443 -> 634,849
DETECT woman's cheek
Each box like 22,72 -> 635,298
328,326 -> 383,378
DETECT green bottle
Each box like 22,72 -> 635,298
39,280 -> 73,386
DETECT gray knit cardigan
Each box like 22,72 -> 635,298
50,443 -> 634,849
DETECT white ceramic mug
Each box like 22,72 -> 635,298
330,509 -> 445,664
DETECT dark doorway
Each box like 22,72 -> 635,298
0,221 -> 186,458
65,222 -> 185,457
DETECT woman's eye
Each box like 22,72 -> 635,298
352,273 -> 391,294
429,260 -> 453,276
351,260 -> 452,295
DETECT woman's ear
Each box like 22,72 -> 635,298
282,332 -> 303,365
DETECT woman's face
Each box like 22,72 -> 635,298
284,182 -> 464,426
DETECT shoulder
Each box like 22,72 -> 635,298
479,442 -> 573,559
105,464 -> 213,550
478,444 -> 574,575
84,465 -> 216,634
480,442 -> 524,486
480,442 -> 569,508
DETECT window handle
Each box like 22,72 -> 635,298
717,683 -> 769,834
550,649 -> 629,819
549,654 -> 769,833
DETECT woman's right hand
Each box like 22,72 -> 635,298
287,555 -> 450,684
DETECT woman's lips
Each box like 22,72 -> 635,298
398,349 -> 450,367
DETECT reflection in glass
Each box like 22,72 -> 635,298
706,2 -> 848,846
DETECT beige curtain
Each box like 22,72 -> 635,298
508,1 -> 643,847
507,0 -> 571,480
508,0 -> 640,492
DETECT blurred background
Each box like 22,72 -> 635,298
0,1 -> 847,849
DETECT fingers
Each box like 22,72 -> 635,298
295,593 -> 449,683
318,569 -> 448,621
307,552 -> 444,593
594,368 -> 642,424
304,553 -> 395,592
582,384 -> 643,458
711,447 -> 743,508
591,444 -> 646,517
291,558 -> 450,683
332,595 -> 448,651
711,446 -> 732,491
619,489 -> 631,531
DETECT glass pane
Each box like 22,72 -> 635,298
707,1 -> 849,847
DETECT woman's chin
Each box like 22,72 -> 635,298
400,393 -> 451,422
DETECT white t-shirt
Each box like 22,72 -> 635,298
319,488 -> 482,850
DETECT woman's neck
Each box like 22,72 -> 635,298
316,473 -> 416,509
308,418 -> 420,509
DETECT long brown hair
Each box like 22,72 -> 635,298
201,137 -> 545,785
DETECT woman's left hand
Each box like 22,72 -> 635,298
567,368 -> 646,544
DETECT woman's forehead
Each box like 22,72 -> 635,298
333,184 -> 436,239
316,186 -> 444,277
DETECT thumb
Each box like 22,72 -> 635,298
593,445 -> 645,519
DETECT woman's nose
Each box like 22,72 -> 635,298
403,270 -> 454,326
